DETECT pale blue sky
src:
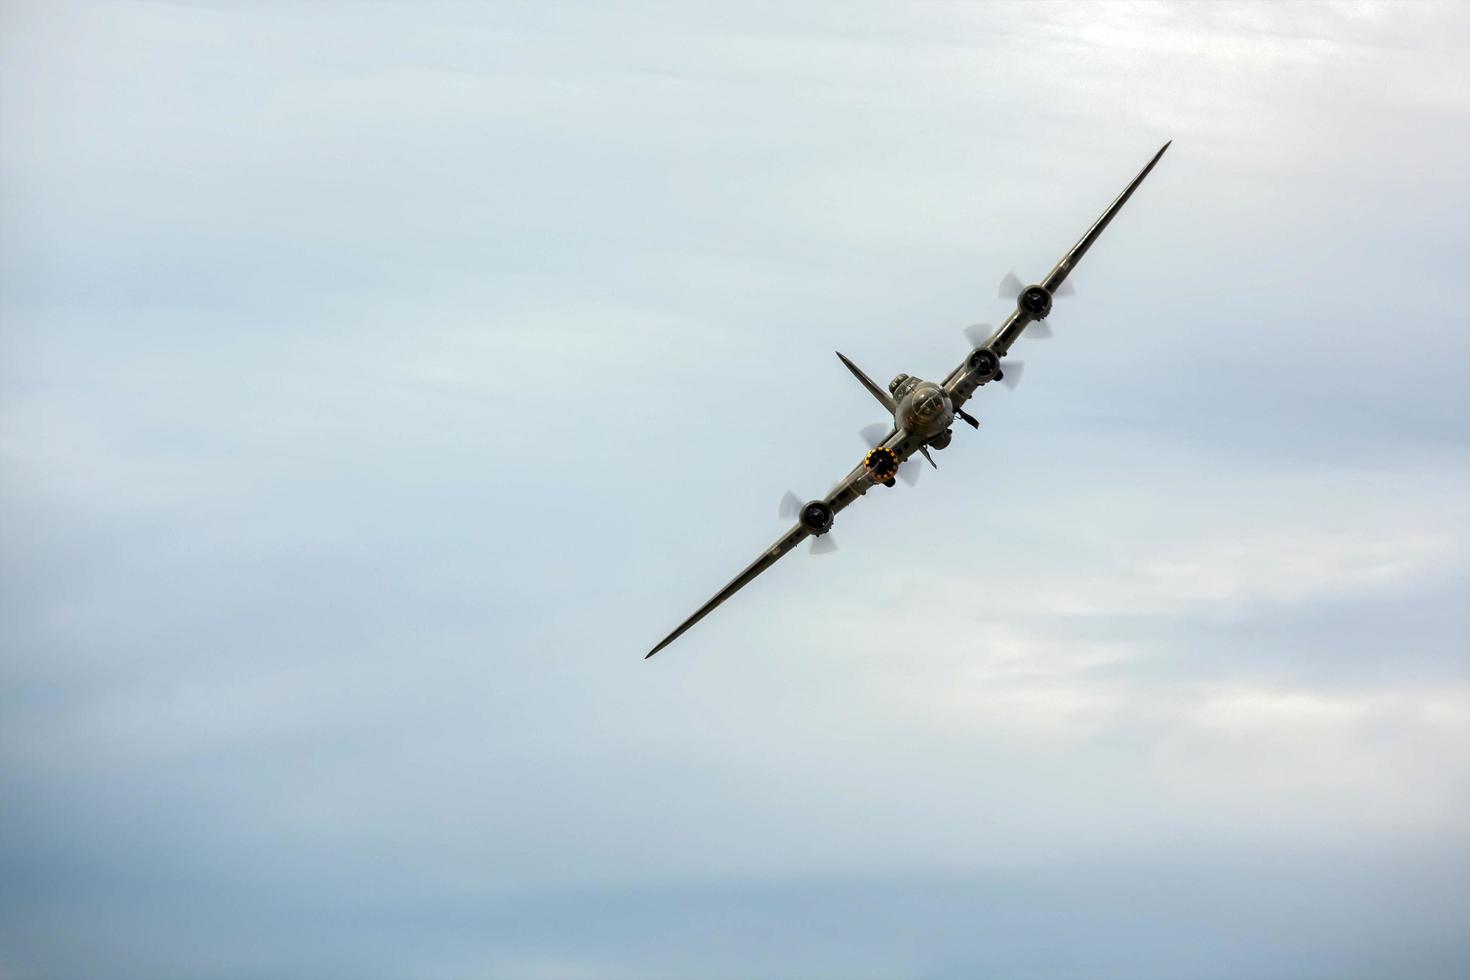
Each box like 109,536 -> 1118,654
2,2 -> 1468,978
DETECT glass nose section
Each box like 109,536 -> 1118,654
913,389 -> 942,420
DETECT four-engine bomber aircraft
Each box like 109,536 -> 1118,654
646,141 -> 1171,659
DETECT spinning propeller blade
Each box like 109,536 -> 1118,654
859,423 -> 890,448
963,322 -> 993,348
999,360 -> 1025,390
783,489 -> 839,552
999,271 -> 1025,301
1002,273 -> 1068,335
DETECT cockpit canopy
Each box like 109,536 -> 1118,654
888,373 -> 919,399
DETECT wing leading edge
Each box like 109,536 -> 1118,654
647,142 -> 1171,659
644,432 -> 899,659
1043,139 -> 1171,297
644,523 -> 811,659
944,140 -> 1170,410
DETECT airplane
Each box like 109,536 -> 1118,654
645,141 -> 1171,659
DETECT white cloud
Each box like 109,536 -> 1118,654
3,2 -> 1468,977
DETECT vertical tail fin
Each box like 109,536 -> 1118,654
835,351 -> 896,415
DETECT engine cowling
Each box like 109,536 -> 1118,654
799,499 -> 834,535
967,347 -> 1000,380
1018,284 -> 1052,319
864,446 -> 898,482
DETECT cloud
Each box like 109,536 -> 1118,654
2,1 -> 1468,977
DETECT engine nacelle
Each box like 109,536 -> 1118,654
967,347 -> 1001,381
799,499 -> 835,535
1018,284 -> 1052,319
864,446 -> 899,482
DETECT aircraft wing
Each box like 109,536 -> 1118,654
1039,139 -> 1171,298
944,140 -> 1171,409
644,439 -> 893,659
646,142 -> 1170,660
643,523 -> 813,659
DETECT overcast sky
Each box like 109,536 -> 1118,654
2,2 -> 1469,978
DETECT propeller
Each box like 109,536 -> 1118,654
780,490 -> 839,554
963,322 -> 993,348
998,271 -> 1025,301
859,422 -> 890,448
999,270 -> 1070,338
962,322 -> 1028,389
1000,269 -> 1074,300
998,360 -> 1025,390
858,425 -> 922,487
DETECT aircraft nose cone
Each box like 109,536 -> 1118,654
901,384 -> 952,437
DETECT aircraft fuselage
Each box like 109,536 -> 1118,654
890,375 -> 954,442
